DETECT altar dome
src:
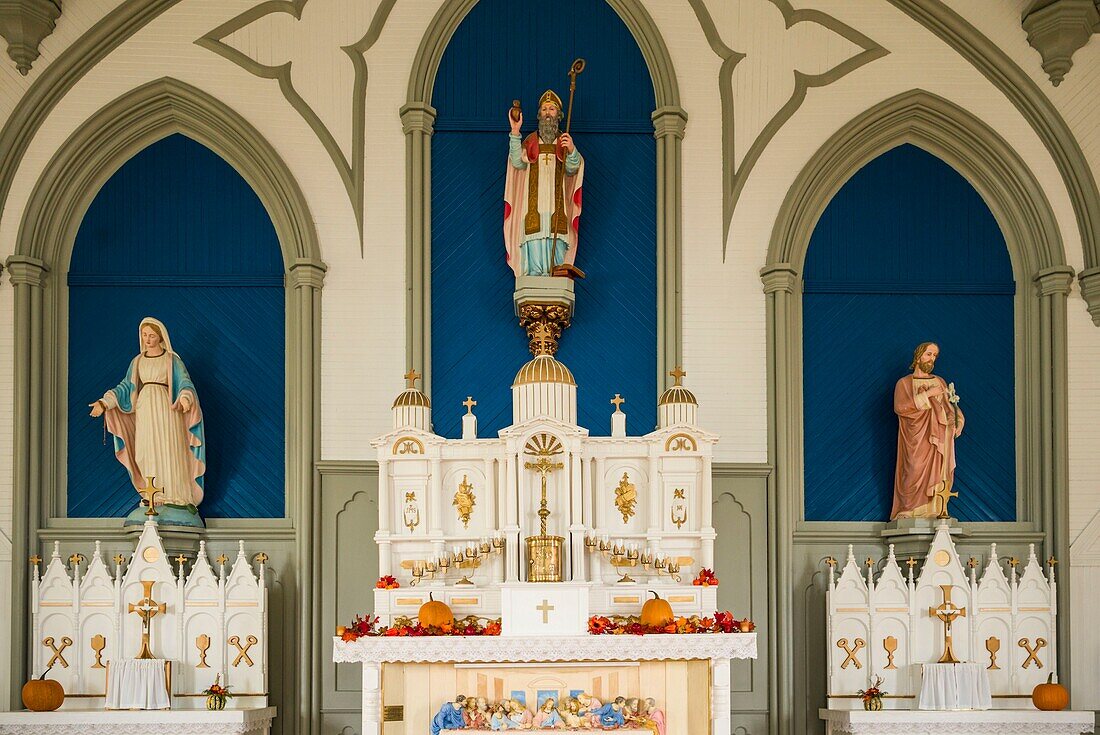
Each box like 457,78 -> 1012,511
511,354 -> 577,425
658,369 -> 698,428
392,371 -> 431,431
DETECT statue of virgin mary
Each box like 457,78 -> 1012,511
89,318 -> 206,517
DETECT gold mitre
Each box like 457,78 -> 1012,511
538,89 -> 563,110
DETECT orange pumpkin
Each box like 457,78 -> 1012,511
418,592 -> 454,628
1032,673 -> 1069,711
640,591 -> 674,627
22,675 -> 64,712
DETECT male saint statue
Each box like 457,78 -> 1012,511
891,342 -> 964,519
503,89 -> 584,277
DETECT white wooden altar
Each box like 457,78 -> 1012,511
333,632 -> 757,735
0,707 -> 276,735
819,708 -> 1095,734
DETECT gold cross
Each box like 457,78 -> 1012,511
404,369 -> 421,389
669,366 -> 686,386
175,554 -> 187,566
68,553 -> 85,567
463,396 -> 477,414
128,579 -> 166,660
610,393 -> 625,412
1008,557 -> 1020,569
138,478 -> 163,516
865,557 -> 875,569
536,599 -> 555,624
968,557 -> 979,569
906,558 -> 918,571
254,552 -> 269,565
928,584 -> 967,664
1047,556 -> 1058,568
824,556 -> 837,568
28,555 -> 41,566
216,554 -> 229,566
113,554 -> 126,566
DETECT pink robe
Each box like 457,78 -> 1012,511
892,374 -> 962,519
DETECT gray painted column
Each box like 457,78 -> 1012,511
1035,265 -> 1074,687
653,106 -> 687,391
400,102 -> 437,397
761,263 -> 799,735
4,254 -> 47,709
288,259 -> 325,735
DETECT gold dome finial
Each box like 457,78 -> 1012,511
404,369 -> 421,389
669,366 -> 686,386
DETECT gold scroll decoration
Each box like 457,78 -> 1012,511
883,636 -> 898,669
614,472 -> 636,523
392,436 -> 425,455
671,488 -> 687,529
403,492 -> 420,531
664,433 -> 697,452
1019,637 -> 1047,669
453,475 -> 476,528
985,637 -> 1000,670
229,635 -> 259,667
196,634 -> 211,668
43,636 -> 73,668
837,638 -> 865,669
90,635 -> 106,669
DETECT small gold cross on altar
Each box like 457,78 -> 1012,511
906,558 -> 918,571
928,584 -> 967,664
68,553 -> 85,568
404,369 -> 421,389
1047,556 -> 1058,569
216,554 -> 229,566
28,555 -> 41,566
536,599 -> 555,624
113,554 -> 126,567
463,396 -> 477,414
138,477 -> 163,516
669,366 -> 686,386
128,579 -> 166,660
610,394 -> 625,413
254,552 -> 269,565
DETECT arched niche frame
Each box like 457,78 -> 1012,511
4,77 -> 324,707
761,89 -> 1075,719
401,0 -> 685,397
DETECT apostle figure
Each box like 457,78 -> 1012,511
891,342 -> 964,519
431,695 -> 467,735
533,697 -> 564,728
503,90 -> 584,277
89,318 -> 205,513
591,697 -> 627,728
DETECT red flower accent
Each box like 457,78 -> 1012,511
375,575 -> 400,590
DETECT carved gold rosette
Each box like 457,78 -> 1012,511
518,302 -> 572,356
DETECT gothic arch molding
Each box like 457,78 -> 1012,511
401,0 -> 685,397
4,77 -> 324,710
761,89 -> 1075,720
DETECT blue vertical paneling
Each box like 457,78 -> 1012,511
68,134 -> 285,519
803,144 -> 1016,522
431,0 -> 658,439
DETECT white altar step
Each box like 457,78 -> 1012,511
0,706 -> 276,735
820,708 -> 1095,734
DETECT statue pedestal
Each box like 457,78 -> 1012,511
881,517 -> 967,560
514,276 -> 575,354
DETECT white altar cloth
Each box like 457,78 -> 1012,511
819,708 -> 1095,735
335,633 -> 756,735
106,659 -> 170,710
917,663 -> 992,710
0,706 -> 276,735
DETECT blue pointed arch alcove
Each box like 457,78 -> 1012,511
430,0 -> 658,438
802,143 -> 1016,522
67,133 -> 285,519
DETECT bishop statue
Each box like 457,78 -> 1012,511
503,89 -> 585,278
